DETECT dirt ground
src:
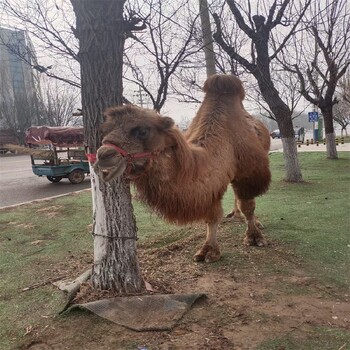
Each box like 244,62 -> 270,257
20,222 -> 350,350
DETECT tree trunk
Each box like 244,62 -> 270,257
281,137 -> 303,182
90,168 -> 144,292
71,0 -> 145,293
199,0 -> 216,76
322,108 -> 338,159
257,76 -> 303,182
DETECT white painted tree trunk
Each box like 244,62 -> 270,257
90,166 -> 144,292
325,132 -> 338,159
281,137 -> 303,182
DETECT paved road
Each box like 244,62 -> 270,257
0,154 -> 91,208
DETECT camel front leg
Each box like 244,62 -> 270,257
193,221 -> 221,263
238,198 -> 267,247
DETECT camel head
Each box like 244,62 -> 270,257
95,105 -> 174,181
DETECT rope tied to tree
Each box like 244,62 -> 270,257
93,232 -> 138,241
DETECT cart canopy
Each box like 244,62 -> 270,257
26,126 -> 85,147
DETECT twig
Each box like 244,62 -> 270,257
338,343 -> 347,350
22,275 -> 68,292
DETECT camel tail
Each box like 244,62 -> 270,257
203,74 -> 245,100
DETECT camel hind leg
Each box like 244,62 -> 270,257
226,194 -> 245,221
226,187 -> 264,229
237,198 -> 267,247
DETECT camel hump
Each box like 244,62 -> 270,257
203,74 -> 245,100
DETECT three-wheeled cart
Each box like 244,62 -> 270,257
26,126 -> 90,184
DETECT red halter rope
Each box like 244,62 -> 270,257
101,143 -> 160,179
101,143 -> 159,161
86,143 -> 159,164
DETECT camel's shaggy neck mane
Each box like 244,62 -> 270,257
133,98 -> 236,225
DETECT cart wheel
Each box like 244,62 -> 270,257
68,169 -> 85,184
47,176 -> 63,183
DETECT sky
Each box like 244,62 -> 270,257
1,0 -> 344,131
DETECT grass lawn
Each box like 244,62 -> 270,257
0,152 -> 349,349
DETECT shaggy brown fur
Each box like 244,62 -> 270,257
96,74 -> 271,262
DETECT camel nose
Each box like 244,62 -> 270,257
97,147 -> 117,162
95,147 -> 119,171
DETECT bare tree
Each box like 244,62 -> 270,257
333,104 -> 350,137
212,0 -> 311,182
281,0 -> 350,158
70,0 -> 149,293
199,0 -> 216,76
40,79 -> 80,126
334,74 -> 350,136
247,69 -> 307,123
340,74 -> 350,104
0,59 -> 41,143
0,92 -> 40,144
1,0 -> 80,88
124,0 -> 202,112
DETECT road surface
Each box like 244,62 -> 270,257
0,154 -> 91,208
0,140 -> 284,208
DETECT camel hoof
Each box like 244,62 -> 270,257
243,235 -> 267,247
256,220 -> 264,229
193,245 -> 221,263
193,253 -> 205,262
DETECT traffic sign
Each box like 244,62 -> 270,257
308,111 -> 319,122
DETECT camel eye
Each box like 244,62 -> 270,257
130,126 -> 149,141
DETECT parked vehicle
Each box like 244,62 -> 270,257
270,129 -> 281,139
26,126 -> 90,184
270,127 -> 305,143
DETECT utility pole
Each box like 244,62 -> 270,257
199,0 -> 216,77
133,85 -> 148,107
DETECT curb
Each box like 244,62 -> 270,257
0,188 -> 91,211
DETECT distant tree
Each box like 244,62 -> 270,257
0,63 -> 40,143
333,74 -> 350,136
124,0 -> 201,111
333,104 -> 350,137
281,0 -> 350,158
0,93 -> 39,144
212,0 -> 311,182
1,0 -> 80,88
40,79 -> 80,126
339,72 -> 350,104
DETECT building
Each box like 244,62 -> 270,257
0,26 -> 41,130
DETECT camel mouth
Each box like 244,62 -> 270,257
98,163 -> 127,182
95,148 -> 128,182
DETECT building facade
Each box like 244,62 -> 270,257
0,26 -> 41,131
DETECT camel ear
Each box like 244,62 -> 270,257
157,116 -> 174,131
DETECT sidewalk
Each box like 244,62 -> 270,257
272,142 -> 350,153
296,142 -> 350,152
